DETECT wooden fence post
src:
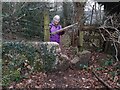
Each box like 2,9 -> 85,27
44,11 -> 50,42
79,30 -> 84,51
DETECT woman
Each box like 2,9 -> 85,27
49,15 -> 65,44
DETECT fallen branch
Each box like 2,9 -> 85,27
99,27 -> 119,61
104,16 -> 111,26
92,71 -> 113,89
104,26 -> 119,32
98,28 -> 106,41
50,23 -> 78,35
51,24 -> 97,35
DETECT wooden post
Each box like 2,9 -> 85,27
63,2 -> 67,27
79,31 -> 84,51
44,11 -> 50,42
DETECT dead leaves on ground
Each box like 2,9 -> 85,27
8,51 -> 120,89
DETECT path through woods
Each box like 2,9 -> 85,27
7,36 -> 119,89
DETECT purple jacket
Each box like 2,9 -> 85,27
49,22 -> 64,43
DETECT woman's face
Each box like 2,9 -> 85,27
54,21 -> 59,25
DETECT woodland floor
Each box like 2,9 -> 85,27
7,48 -> 119,89
3,34 -> 120,89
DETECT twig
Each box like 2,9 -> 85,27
104,26 -> 119,32
92,70 -> 112,89
106,3 -> 120,15
103,27 -> 119,61
20,2 -> 27,10
16,14 -> 26,21
100,27 -> 119,61
110,16 -> 114,27
3,2 -> 27,19
118,36 -> 120,42
104,16 -> 110,26
98,28 -> 106,41
113,41 -> 119,61
11,2 -> 17,16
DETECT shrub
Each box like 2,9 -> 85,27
40,44 -> 57,72
2,41 -> 41,87
2,41 -> 58,87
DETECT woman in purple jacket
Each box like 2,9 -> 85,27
49,15 -> 64,44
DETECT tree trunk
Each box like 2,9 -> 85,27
73,2 -> 85,51
63,2 -> 68,27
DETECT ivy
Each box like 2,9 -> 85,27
40,44 -> 57,72
2,41 -> 40,87
2,41 -> 58,87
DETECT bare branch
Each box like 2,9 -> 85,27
15,14 -> 26,21
98,28 -> 106,41
50,23 -> 78,35
99,27 -> 119,61
92,70 -> 113,89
